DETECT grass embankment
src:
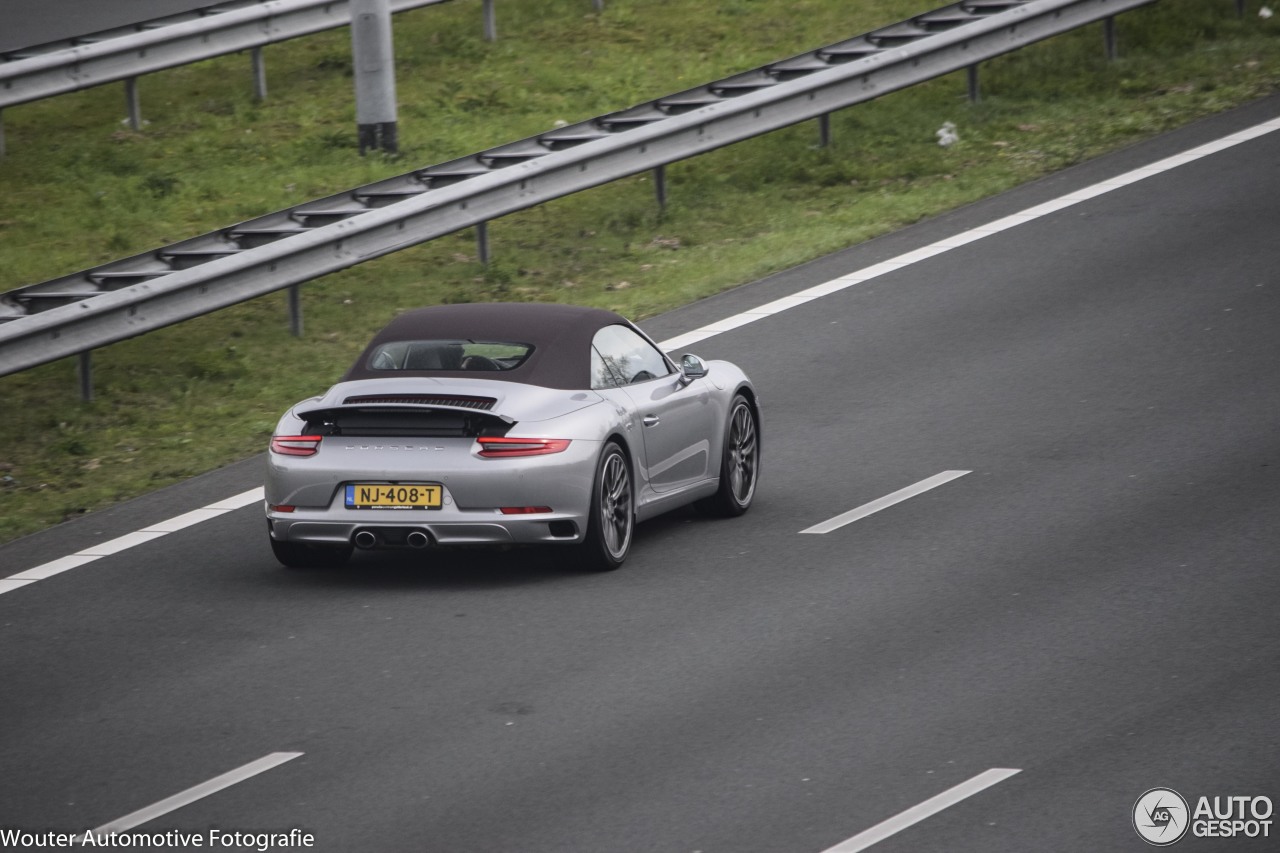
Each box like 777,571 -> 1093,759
0,0 -> 1276,544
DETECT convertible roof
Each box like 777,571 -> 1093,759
343,302 -> 635,390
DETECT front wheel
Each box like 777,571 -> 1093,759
697,395 -> 759,517
270,537 -> 353,569
576,443 -> 634,571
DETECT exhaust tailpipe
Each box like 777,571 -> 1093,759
406,531 -> 430,549
353,530 -> 378,550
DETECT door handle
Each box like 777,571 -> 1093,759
642,415 -> 660,427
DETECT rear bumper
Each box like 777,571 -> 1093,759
267,510 -> 584,548
266,437 -> 600,549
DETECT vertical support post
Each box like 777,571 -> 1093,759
351,0 -> 398,154
125,77 -> 142,131
593,0 -> 604,10
1236,0 -> 1245,18
289,285 -> 303,336
0,110 -> 6,158
1103,16 -> 1117,61
653,165 -> 667,212
483,0 -> 497,41
251,46 -> 268,101
967,64 -> 980,103
476,222 -> 490,266
78,352 -> 94,403
818,113 -> 831,148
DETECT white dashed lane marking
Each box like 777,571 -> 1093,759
800,471 -> 971,535
83,752 -> 303,842
5,116 -> 1280,597
819,768 -> 1021,852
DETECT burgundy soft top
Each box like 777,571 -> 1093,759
343,302 -> 634,390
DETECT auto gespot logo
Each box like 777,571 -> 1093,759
1133,787 -> 1273,845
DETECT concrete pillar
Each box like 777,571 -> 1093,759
351,0 -> 398,154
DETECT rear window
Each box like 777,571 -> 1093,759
366,339 -> 534,373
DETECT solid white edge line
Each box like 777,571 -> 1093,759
5,119 -> 1280,597
0,487 -> 267,595
83,752 -> 304,841
657,115 -> 1280,354
820,768 -> 1021,853
77,531 -> 169,557
800,471 -> 971,535
143,508 -> 230,533
8,555 -> 100,582
660,330 -> 717,352
209,487 -> 266,511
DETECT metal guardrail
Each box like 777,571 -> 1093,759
0,0 -> 603,144
0,0 -> 454,113
2,0 -> 319,63
0,0 -> 1156,385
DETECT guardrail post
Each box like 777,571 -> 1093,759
476,222 -> 491,265
818,113 -> 831,147
654,165 -> 667,212
288,284 -> 303,336
483,0 -> 497,41
78,352 -> 94,402
593,0 -> 604,10
251,47 -> 268,101
125,78 -> 142,131
0,110 -> 5,158
1103,16 -> 1117,60
1237,0 -> 1245,18
351,0 -> 398,154
967,64 -> 981,103
0,0 -> 1171,381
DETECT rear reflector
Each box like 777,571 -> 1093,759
269,505 -> 296,513
270,435 -> 323,457
500,506 -> 554,515
476,437 -> 571,458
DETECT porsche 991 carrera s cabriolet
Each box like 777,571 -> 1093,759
266,302 -> 759,571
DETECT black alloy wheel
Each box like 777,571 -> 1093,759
578,442 -> 634,571
698,395 -> 759,517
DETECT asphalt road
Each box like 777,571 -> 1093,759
1,1 -> 219,52
2,95 -> 1279,852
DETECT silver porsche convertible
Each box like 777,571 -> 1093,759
265,302 -> 760,570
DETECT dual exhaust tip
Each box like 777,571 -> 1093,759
354,529 -> 430,550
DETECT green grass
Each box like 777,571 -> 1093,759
0,0 -> 1277,543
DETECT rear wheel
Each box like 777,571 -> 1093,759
697,395 -> 759,517
577,443 -> 633,571
270,537 -> 353,569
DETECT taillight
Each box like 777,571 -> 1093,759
270,435 -> 323,457
476,437 -> 571,458
500,506 -> 554,515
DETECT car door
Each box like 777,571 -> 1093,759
592,324 -> 715,494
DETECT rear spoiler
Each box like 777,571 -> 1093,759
295,401 -> 517,439
297,401 -> 515,425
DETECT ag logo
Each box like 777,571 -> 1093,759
1134,787 -> 1190,845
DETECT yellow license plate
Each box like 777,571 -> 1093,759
345,484 -> 443,509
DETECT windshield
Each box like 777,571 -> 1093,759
367,339 -> 534,373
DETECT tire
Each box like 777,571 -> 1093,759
576,442 -> 634,571
270,537 -> 353,569
697,395 -> 760,518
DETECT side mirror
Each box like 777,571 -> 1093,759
678,353 -> 709,386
